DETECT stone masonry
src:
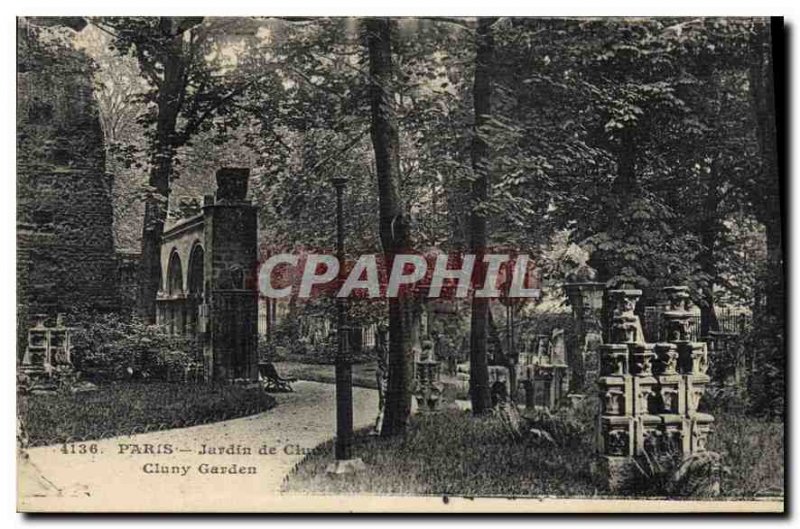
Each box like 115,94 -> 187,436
17,19 -> 118,357
157,168 -> 259,382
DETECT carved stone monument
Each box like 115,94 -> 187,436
157,167 -> 259,382
516,332 -> 568,410
20,313 -> 74,391
414,340 -> 443,413
596,285 -> 717,492
564,263 -> 605,393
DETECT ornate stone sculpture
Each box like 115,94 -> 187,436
515,333 -> 569,410
596,285 -> 717,493
564,264 -> 604,393
414,340 -> 443,413
20,313 -> 74,392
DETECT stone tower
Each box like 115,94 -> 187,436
17,18 -> 118,357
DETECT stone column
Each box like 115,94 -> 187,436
596,289 -> 641,491
564,265 -> 605,394
522,378 -> 535,408
204,168 -> 259,382
661,286 -> 714,457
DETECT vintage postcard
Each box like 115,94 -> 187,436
16,15 -> 784,513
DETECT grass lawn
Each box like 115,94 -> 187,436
284,407 -> 784,499
19,382 -> 277,447
708,411 -> 784,497
283,409 -> 603,497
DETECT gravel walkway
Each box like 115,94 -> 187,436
19,381 -> 378,512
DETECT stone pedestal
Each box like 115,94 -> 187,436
564,276 -> 605,393
516,346 -> 568,410
204,168 -> 259,382
596,289 -> 642,487
325,458 -> 366,475
522,379 -> 535,408
663,286 -> 715,459
594,456 -> 634,492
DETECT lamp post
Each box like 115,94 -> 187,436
326,176 -> 364,474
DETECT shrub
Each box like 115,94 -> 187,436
702,382 -> 750,416
257,334 -> 280,362
262,320 -> 375,365
623,448 -> 725,497
518,310 -> 575,338
521,405 -> 590,449
260,315 -> 331,363
69,313 -> 199,382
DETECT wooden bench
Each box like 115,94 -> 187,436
258,362 -> 297,392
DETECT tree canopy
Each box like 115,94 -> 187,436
59,15 -> 781,419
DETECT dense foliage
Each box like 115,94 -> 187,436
69,313 -> 201,382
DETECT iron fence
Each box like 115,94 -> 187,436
643,308 -> 751,343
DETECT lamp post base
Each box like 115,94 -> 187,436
325,458 -> 366,475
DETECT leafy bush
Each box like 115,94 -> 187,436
521,404 -> 591,449
261,316 -> 375,365
742,314 -> 784,419
257,334 -> 281,362
702,383 -> 750,416
259,315 -> 328,362
69,313 -> 199,381
623,448 -> 725,498
517,311 -> 575,339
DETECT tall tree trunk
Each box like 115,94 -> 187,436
588,127 -> 637,285
365,18 -> 417,437
746,19 -> 783,418
137,18 -> 187,322
699,158 -> 721,338
468,18 -> 496,415
748,21 -> 783,325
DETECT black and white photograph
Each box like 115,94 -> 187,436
13,10 -> 785,514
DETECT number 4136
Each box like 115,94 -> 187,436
60,443 -> 99,454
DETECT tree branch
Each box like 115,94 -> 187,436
307,128 -> 370,177
175,79 -> 256,145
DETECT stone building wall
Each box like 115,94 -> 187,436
17,19 -> 118,356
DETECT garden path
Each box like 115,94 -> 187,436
18,381 -> 378,512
